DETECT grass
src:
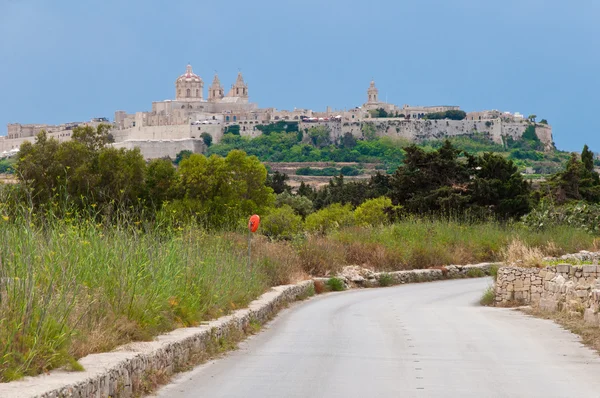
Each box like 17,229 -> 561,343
1,213 -> 598,382
326,277 -> 345,292
467,268 -> 486,278
378,273 -> 394,287
480,287 -> 496,306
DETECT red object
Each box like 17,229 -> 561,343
248,214 -> 260,233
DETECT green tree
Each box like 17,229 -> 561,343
341,132 -> 357,149
71,123 -> 112,151
528,114 -> 537,123
200,132 -> 213,147
539,119 -> 548,125
390,140 -> 471,214
266,171 -> 291,194
305,203 -> 354,234
546,153 -> 600,203
275,191 -> 314,218
468,153 -> 531,218
354,196 -> 394,226
145,159 -> 177,206
361,122 -> 377,141
308,126 -> 330,148
261,205 -> 303,240
582,144 -> 594,173
174,150 -> 193,165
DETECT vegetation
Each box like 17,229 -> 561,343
423,110 -> 467,120
296,166 -> 361,176
0,158 -> 15,174
3,124 -> 600,381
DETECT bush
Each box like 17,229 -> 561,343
480,287 -> 496,306
354,196 -> 393,226
261,205 -> 303,240
326,277 -> 345,291
378,273 -> 394,287
275,192 -> 313,218
305,203 -> 354,234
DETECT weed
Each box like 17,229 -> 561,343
326,277 -> 345,292
489,264 -> 499,281
480,287 -> 496,306
466,268 -> 486,278
378,273 -> 394,287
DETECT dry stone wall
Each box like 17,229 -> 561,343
496,260 -> 600,326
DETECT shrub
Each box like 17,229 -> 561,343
261,205 -> 303,240
466,268 -> 486,278
354,196 -> 393,226
275,192 -> 313,218
305,203 -> 354,234
480,287 -> 496,306
326,277 -> 345,291
378,273 -> 394,287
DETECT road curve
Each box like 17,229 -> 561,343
155,278 -> 600,398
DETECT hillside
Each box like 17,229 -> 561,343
205,127 -> 575,186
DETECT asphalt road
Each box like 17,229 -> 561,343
155,278 -> 600,398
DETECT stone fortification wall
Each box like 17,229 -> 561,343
301,119 -> 552,149
111,124 -> 192,142
0,130 -> 74,153
496,257 -> 600,326
112,139 -> 206,160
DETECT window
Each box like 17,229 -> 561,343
233,116 -> 237,122
226,116 -> 230,122
236,88 -> 239,95
186,88 -> 191,97
196,89 -> 199,97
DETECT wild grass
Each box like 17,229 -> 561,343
0,212 -> 597,382
0,219 -> 275,382
480,287 -> 496,306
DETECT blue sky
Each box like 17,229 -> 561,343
0,0 -> 598,152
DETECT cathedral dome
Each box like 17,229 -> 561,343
176,64 -> 203,84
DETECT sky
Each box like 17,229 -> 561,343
0,0 -> 598,152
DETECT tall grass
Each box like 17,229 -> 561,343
0,218 -> 273,382
0,212 -> 597,382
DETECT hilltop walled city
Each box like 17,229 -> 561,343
0,64 -> 553,159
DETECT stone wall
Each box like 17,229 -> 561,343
495,263 -> 600,326
112,139 -> 206,160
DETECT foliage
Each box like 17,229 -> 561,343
423,110 -> 467,120
170,150 -> 275,228
261,205 -> 303,240
16,129 -> 146,209
174,150 -> 193,165
304,203 -> 354,234
275,191 -> 314,218
326,277 -> 345,291
0,157 -> 15,174
378,273 -> 394,287
522,201 -> 600,234
296,166 -> 361,176
266,171 -> 291,194
354,196 -> 394,226
544,150 -> 600,204
307,126 -> 331,148
480,287 -> 496,306
145,159 -> 177,206
200,132 -> 213,147
368,108 -> 388,118
224,125 -> 240,135
362,122 -> 377,140
256,121 -> 299,135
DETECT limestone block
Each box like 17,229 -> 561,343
583,265 -> 598,275
576,290 -> 589,298
556,264 -> 571,274
515,279 -> 524,289
584,309 -> 600,326
507,283 -> 514,292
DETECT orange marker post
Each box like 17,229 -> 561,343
247,215 -> 260,271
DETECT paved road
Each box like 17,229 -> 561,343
155,278 -> 600,398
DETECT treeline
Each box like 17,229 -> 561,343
4,125 -> 599,234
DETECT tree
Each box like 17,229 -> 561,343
539,119 -> 548,125
266,171 -> 291,194
341,132 -> 357,149
261,205 -> 303,240
297,181 -> 315,198
582,144 -> 594,173
390,140 -> 471,214
145,159 -> 177,206
546,153 -> 600,204
361,122 -> 377,141
468,153 -> 531,218
275,191 -> 313,218
308,126 -> 330,148
354,196 -> 394,226
200,132 -> 213,147
71,123 -> 112,151
174,150 -> 192,165
528,114 -> 537,123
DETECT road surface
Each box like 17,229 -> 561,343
155,278 -> 600,398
